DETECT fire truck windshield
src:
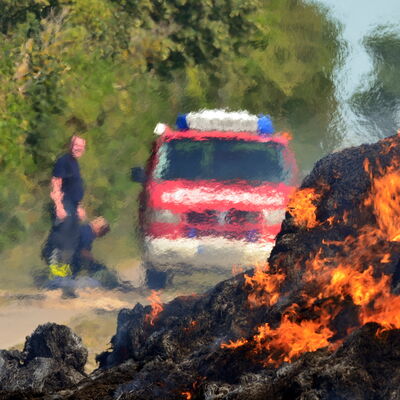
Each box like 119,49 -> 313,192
154,139 -> 289,183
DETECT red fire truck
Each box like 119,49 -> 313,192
132,110 -> 298,288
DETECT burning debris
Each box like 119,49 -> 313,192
3,134 -> 400,399
144,290 -> 164,326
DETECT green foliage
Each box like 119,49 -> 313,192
0,0 -> 61,34
109,0 -> 260,74
0,0 -> 342,256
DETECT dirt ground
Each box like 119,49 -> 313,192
0,258 -> 234,372
0,258 -> 145,370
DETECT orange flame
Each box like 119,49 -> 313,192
326,265 -> 390,306
244,263 -> 285,308
223,148 -> 400,367
221,338 -> 248,349
145,290 -> 163,326
360,290 -> 400,330
253,313 -> 334,366
183,320 -> 198,332
181,391 -> 192,399
365,162 -> 400,241
287,187 -> 321,228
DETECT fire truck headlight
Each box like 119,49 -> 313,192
263,209 -> 286,225
150,209 -> 182,224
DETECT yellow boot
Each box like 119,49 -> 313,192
49,263 -> 72,279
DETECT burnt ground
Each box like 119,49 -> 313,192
2,134 -> 400,399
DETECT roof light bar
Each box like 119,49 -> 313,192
175,109 -> 275,135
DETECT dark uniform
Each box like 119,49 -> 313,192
71,223 -> 119,289
43,153 -> 84,274
71,223 -> 96,274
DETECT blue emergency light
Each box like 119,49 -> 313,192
176,113 -> 189,130
257,115 -> 274,135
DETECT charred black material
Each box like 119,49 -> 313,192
0,323 -> 87,397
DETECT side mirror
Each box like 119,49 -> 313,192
131,167 -> 146,183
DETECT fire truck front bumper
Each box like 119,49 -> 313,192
143,236 -> 274,273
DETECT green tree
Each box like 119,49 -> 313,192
0,0 -> 63,34
109,0 -> 260,74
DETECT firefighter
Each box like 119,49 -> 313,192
48,135 -> 87,277
71,217 -> 115,284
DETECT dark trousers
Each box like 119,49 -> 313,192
43,199 -> 79,265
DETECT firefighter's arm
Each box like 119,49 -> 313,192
80,249 -> 95,262
77,203 -> 87,221
51,177 -> 67,220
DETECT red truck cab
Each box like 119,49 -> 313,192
132,110 -> 298,288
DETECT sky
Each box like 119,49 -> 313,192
313,0 -> 400,97
309,0 -> 400,145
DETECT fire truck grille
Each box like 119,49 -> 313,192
186,209 -> 261,225
225,209 -> 261,225
186,210 -> 218,224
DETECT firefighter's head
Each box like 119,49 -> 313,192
91,217 -> 110,237
70,135 -> 86,159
